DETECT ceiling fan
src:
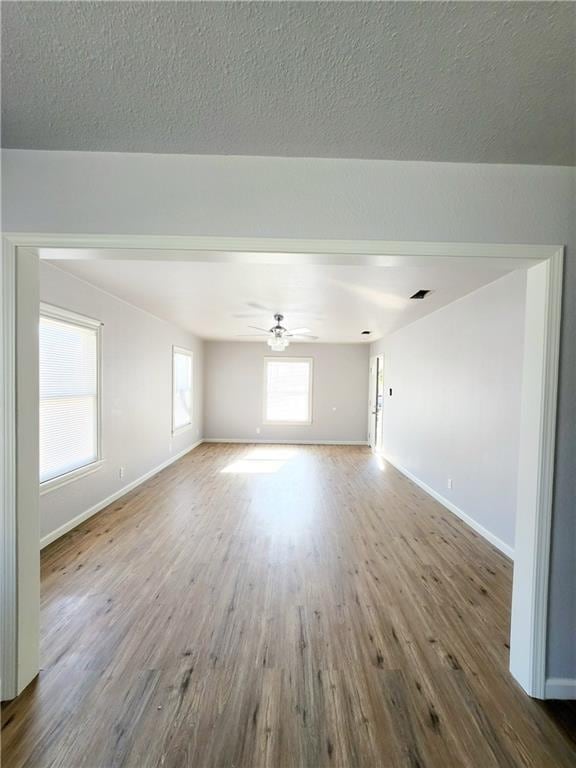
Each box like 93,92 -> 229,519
236,313 -> 318,351
232,301 -> 324,321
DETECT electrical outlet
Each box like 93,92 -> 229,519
119,466 -> 126,480
256,427 -> 261,434
447,478 -> 453,490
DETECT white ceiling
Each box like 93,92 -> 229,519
45,258 -> 515,344
3,2 -> 574,165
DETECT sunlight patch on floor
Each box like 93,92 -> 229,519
221,447 -> 297,474
375,453 -> 387,471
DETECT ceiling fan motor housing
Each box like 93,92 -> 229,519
272,314 -> 286,335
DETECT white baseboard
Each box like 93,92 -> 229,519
40,441 -> 203,549
203,438 -> 369,446
545,678 -> 576,700
382,453 -> 514,560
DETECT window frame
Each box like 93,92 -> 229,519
39,302 -> 103,495
262,356 -> 314,426
172,345 -> 194,435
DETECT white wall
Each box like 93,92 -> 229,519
3,150 -> 574,679
204,342 -> 369,443
371,271 -> 526,555
39,262 -> 203,543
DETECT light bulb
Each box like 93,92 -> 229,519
267,335 -> 289,352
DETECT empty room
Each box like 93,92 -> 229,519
1,3 -> 575,767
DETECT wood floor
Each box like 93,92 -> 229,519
2,444 -> 575,768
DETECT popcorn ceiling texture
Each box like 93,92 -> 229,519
2,1 -> 574,165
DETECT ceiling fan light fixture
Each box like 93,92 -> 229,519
267,336 -> 289,352
244,312 -> 311,351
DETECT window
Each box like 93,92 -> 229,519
39,304 -> 102,490
172,346 -> 193,433
263,357 -> 313,425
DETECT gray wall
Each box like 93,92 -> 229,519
371,270 -> 527,554
39,262 -> 204,542
3,150 -> 574,678
204,341 -> 369,443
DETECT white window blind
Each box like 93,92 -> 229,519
172,347 -> 193,432
264,358 -> 312,424
39,308 -> 101,485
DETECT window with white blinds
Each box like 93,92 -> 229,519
172,347 -> 193,432
264,357 -> 313,424
39,305 -> 101,486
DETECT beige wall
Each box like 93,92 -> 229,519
371,270 -> 527,555
39,262 -> 204,542
204,341 -> 369,444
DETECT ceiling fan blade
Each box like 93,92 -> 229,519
288,327 -> 312,335
236,334 -> 270,337
288,334 -> 319,340
247,302 -> 275,312
248,325 -> 271,332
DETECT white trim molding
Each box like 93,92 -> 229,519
262,356 -> 314,426
39,460 -> 105,496
544,678 -> 576,700
382,454 -> 514,560
203,438 -> 369,446
171,345 -> 194,435
1,239 -> 18,700
16,233 -> 561,265
39,301 -> 103,329
510,250 -> 564,699
40,441 -> 202,549
39,301 -> 104,492
0,233 -> 565,701
2,244 -> 41,701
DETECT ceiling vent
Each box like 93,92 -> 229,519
410,289 -> 432,300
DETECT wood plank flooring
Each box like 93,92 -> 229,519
2,443 -> 575,767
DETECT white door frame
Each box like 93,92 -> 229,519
368,355 -> 377,449
368,354 -> 384,451
1,233 -> 563,700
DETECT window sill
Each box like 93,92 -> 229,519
40,460 -> 104,496
172,423 -> 195,436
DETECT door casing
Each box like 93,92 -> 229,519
368,354 -> 384,451
1,234 -> 563,700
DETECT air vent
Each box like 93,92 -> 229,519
410,289 -> 432,300
361,330 -> 371,335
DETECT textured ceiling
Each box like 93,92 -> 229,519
2,2 -> 575,165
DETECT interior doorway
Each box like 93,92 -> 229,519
369,354 -> 384,451
0,234 -> 563,703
